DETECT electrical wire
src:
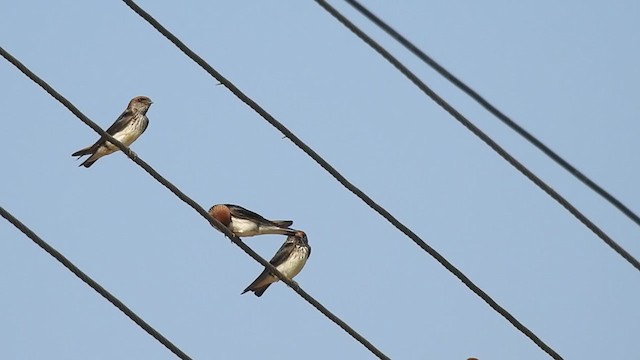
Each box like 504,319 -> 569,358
118,1 -> 563,359
313,0 -> 639,275
0,46 -> 390,360
342,0 -> 640,228
0,206 -> 193,360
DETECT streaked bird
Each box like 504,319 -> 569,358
208,204 -> 295,237
242,231 -> 311,297
72,96 -> 153,168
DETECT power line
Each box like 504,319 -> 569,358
0,46 -> 390,360
313,0 -> 639,275
0,206 -> 193,360
118,1 -> 563,359
342,0 -> 640,229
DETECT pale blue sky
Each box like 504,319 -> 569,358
1,1 -> 639,359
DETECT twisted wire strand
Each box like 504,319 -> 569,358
312,1 -> 638,273
343,0 -> 640,228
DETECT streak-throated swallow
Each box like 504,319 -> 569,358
242,231 -> 311,297
72,96 -> 153,168
208,204 -> 295,237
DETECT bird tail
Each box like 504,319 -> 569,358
74,145 -> 106,168
79,156 -> 98,168
242,271 -> 274,297
253,284 -> 271,297
272,220 -> 293,228
241,283 -> 271,297
71,146 -> 93,157
259,226 -> 297,236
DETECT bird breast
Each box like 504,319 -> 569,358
106,115 -> 148,150
228,217 -> 260,235
276,246 -> 309,279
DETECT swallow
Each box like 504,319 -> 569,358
72,96 -> 153,168
208,204 -> 295,237
242,231 -> 311,297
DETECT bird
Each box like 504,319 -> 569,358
72,96 -> 153,168
242,231 -> 311,297
208,204 -> 295,237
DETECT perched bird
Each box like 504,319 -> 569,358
72,96 -> 153,168
208,204 -> 295,237
242,231 -> 311,297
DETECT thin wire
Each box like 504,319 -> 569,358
0,46 -> 390,360
342,0 -> 640,229
313,1 -> 639,274
118,1 -> 563,359
0,206 -> 193,360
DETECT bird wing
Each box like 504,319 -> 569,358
268,239 -> 296,266
104,109 -> 134,135
81,109 -> 134,152
226,204 -> 279,226
242,240 -> 295,294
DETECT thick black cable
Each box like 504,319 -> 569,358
314,1 -> 639,275
118,1 -> 564,359
0,46 -> 390,360
343,0 -> 640,229
0,206 -> 193,360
